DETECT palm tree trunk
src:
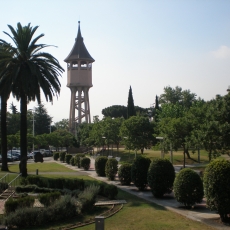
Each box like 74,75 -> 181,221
1,94 -> 8,171
19,94 -> 27,177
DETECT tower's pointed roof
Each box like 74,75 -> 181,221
64,21 -> 95,63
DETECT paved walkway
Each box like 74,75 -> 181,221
58,157 -> 229,230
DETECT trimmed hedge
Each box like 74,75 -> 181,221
53,152 -> 59,161
131,156 -> 151,190
59,152 -> 66,162
118,163 -> 132,185
95,156 -> 108,177
20,175 -> 85,191
70,157 -> 75,166
38,191 -> 61,207
3,195 -> 78,228
147,158 -> 175,198
65,154 -> 73,164
104,184 -> 118,199
80,157 -> 91,170
5,196 -> 35,214
105,158 -> 118,181
174,168 -> 203,208
78,184 -> 99,212
203,159 -> 230,222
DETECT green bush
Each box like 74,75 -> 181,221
104,184 -> 118,199
5,196 -> 35,214
78,184 -> 99,212
105,158 -> 118,181
59,152 -> 66,162
80,157 -> 91,170
22,175 -> 48,188
203,159 -> 230,222
118,163 -> 132,185
20,176 -> 85,191
95,156 -> 108,177
75,155 -> 81,168
173,168 -> 203,208
38,191 -> 61,207
147,158 -> 175,198
53,152 -> 59,161
0,182 -> 8,193
3,195 -> 78,228
131,156 -> 151,190
65,154 -> 72,164
70,156 -> 75,166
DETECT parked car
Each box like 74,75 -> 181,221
7,150 -> 21,161
27,152 -> 34,159
44,150 -> 53,157
34,151 -> 43,163
7,153 -> 14,162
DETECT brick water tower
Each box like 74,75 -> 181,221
64,21 -> 95,134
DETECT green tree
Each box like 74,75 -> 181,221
9,102 -> 18,114
0,23 -> 64,176
7,134 -> 19,152
34,103 -> 52,135
77,122 -> 94,148
127,86 -> 136,118
102,105 -> 127,119
54,119 -> 69,131
7,112 -> 20,135
159,86 -> 196,109
0,41 -> 13,171
120,116 -> 154,156
0,95 -> 8,170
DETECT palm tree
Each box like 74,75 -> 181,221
0,23 -> 64,176
0,42 -> 14,171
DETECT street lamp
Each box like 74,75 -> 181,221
156,137 -> 164,158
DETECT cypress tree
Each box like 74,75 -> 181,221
154,95 -> 159,122
127,86 -> 136,118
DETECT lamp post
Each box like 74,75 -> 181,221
156,137 -> 164,158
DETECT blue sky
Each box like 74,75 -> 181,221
1,0 -> 230,122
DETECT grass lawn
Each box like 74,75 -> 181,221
0,159 -> 221,229
105,148 -> 212,165
77,189 -> 215,230
19,180 -> 215,230
7,162 -> 75,173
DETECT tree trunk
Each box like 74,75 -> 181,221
141,148 -> 144,154
184,148 -> 191,159
20,94 -> 27,177
209,150 -> 212,162
1,94 -> 8,171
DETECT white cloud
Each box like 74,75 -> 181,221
211,45 -> 230,59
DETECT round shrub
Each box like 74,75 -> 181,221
147,158 -> 175,198
80,157 -> 91,170
53,152 -> 59,161
104,184 -> 118,200
118,163 -> 132,185
65,154 -> 72,164
174,168 -> 203,208
95,156 -> 108,177
75,155 -> 81,168
105,158 -> 118,181
59,152 -> 66,162
131,156 -> 151,190
70,157 -> 75,166
203,159 -> 230,222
